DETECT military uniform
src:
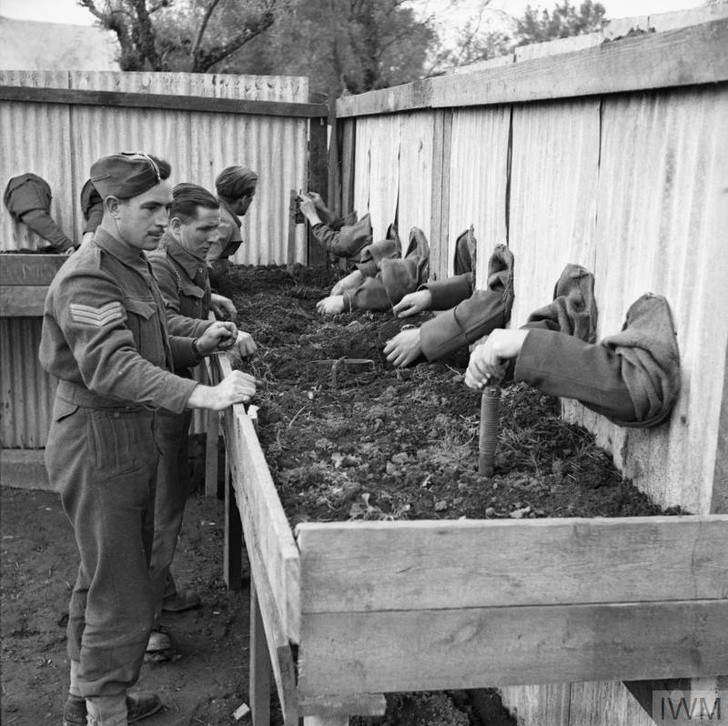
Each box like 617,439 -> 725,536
3,173 -> 75,251
419,243 -> 514,362
40,227 -> 200,701
206,200 -> 242,285
342,227 -> 430,312
514,293 -> 680,427
147,232 -> 215,618
80,179 -> 104,238
310,212 -> 372,261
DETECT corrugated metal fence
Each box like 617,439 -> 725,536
0,70 -> 314,264
0,71 -> 325,447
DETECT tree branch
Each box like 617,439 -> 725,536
191,0 -> 222,60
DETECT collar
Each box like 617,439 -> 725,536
161,232 -> 206,279
94,227 -> 150,276
219,198 -> 242,228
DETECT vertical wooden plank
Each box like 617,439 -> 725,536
710,339 -> 728,514
341,119 -> 356,216
224,450 -> 244,590
432,109 -> 452,282
204,409 -> 219,498
328,110 -> 341,217
250,581 -> 272,726
308,115 -> 329,267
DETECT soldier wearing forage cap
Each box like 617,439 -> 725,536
146,182 -> 257,649
40,152 -> 257,726
3,172 -> 76,252
206,165 -> 258,285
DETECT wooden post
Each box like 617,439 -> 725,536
249,580 -> 272,726
204,409 -> 219,498
224,449 -> 243,589
429,109 -> 452,281
308,113 -> 329,267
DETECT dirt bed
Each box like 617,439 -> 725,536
225,264 -> 676,526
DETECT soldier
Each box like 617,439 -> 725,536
40,152 -> 257,726
206,165 -> 258,286
3,172 -> 76,252
146,182 -> 257,653
298,190 -> 373,262
384,230 -> 516,367
315,226 -> 431,315
464,292 -> 681,428
80,179 -> 104,246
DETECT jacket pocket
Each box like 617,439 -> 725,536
88,409 -> 157,475
124,296 -> 165,365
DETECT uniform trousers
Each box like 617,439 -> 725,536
45,396 -> 158,698
149,408 -> 193,620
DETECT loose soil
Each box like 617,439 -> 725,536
1,264 -> 680,726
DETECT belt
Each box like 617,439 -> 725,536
55,379 -> 151,413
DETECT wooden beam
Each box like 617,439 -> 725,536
250,580 -> 272,726
0,286 -> 48,316
340,120 -> 356,216
216,353 -> 301,642
0,85 -> 328,119
711,338 -> 728,513
223,450 -> 243,590
429,109 -> 452,281
297,516 -> 728,613
336,18 -> 728,118
297,599 -> 728,695
308,117 -> 329,267
0,254 -> 66,285
299,694 -> 386,719
242,489 -> 299,725
0,449 -> 50,491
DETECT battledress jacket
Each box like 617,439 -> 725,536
3,173 -> 75,252
206,201 -> 242,267
148,232 -> 214,375
39,228 -> 199,413
514,294 -> 680,427
343,228 -> 430,312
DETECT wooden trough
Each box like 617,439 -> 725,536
207,353 -> 728,726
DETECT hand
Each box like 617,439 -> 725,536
81,231 -> 95,246
464,329 -> 529,390
195,321 -> 238,355
235,331 -> 257,357
316,295 -> 346,316
299,196 -> 322,225
187,370 -> 256,410
307,191 -> 324,208
383,327 -> 423,367
211,293 -> 237,321
331,269 -> 365,296
393,289 -> 432,318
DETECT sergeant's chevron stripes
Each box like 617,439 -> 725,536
69,301 -> 125,327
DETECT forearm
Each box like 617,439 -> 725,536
422,273 -> 474,310
21,210 -> 74,251
514,329 -> 636,421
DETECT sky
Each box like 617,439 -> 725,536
0,0 -> 708,27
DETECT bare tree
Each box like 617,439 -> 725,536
78,0 -> 277,72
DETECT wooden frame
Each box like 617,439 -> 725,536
0,85 -> 328,119
336,18 -> 728,118
208,352 -> 728,725
0,253 -> 67,317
